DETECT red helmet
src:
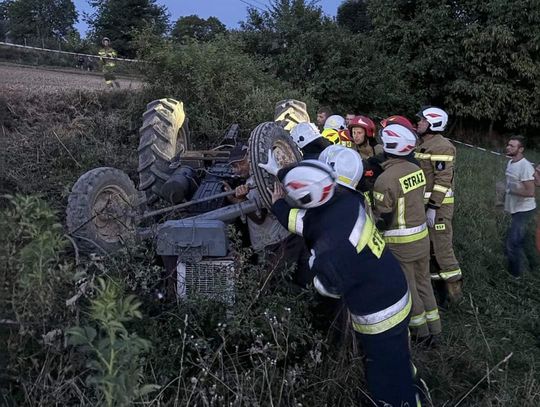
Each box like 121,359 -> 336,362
348,115 -> 376,138
380,115 -> 415,132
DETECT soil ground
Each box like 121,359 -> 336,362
0,61 -> 143,92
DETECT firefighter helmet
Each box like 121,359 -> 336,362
324,115 -> 346,130
281,160 -> 336,208
380,115 -> 415,132
319,145 -> 363,190
348,115 -> 376,138
290,122 -> 321,148
416,106 -> 448,132
381,124 -> 417,156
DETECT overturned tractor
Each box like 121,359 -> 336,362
66,98 -> 308,301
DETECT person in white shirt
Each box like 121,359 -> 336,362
504,136 -> 537,277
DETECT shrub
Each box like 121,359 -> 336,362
139,35 -> 317,145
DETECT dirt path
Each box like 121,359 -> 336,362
0,62 -> 143,92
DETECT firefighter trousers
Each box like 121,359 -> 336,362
400,257 -> 441,338
356,317 -> 419,406
429,203 -> 462,282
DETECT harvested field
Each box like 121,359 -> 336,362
0,61 -> 143,92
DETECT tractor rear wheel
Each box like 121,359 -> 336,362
248,122 -> 303,209
138,98 -> 191,205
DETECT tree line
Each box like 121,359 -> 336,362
1,0 -> 539,140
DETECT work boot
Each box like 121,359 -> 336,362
445,279 -> 463,304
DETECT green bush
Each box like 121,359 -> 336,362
140,35 -> 317,145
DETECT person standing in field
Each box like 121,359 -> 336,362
504,136 -> 537,277
415,106 -> 463,304
373,123 -> 441,343
98,37 -> 120,88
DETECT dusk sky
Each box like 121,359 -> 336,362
73,0 -> 344,36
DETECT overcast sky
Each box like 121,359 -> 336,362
73,0 -> 344,36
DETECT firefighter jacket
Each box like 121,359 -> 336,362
98,47 -> 117,68
271,187 -> 411,335
414,133 -> 455,209
373,158 -> 429,262
321,128 -> 353,148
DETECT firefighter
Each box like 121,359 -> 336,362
98,37 -> 120,88
348,115 -> 385,197
321,115 -> 354,148
349,115 -> 382,160
258,154 -> 422,406
373,123 -> 441,342
415,106 -> 463,303
289,122 -> 332,160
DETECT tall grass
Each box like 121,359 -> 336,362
2,85 -> 540,405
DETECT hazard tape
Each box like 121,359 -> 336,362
447,137 -> 506,157
448,137 -> 537,166
0,41 -> 142,63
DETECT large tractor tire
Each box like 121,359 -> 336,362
248,122 -> 303,209
66,167 -> 138,253
138,98 -> 191,205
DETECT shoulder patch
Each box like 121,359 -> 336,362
435,161 -> 446,171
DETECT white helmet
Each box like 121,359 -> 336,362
318,144 -> 343,164
319,145 -> 363,190
290,122 -> 321,148
282,160 -> 336,208
381,124 -> 418,156
417,106 -> 448,132
324,115 -> 346,130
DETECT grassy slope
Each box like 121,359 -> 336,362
421,145 -> 540,406
2,88 -> 540,405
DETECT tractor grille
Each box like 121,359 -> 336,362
177,259 -> 236,305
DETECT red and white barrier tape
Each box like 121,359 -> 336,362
448,137 -> 536,166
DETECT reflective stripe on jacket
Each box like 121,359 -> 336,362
415,134 -> 456,209
373,159 -> 430,259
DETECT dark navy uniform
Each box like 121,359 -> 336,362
272,186 -> 419,406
